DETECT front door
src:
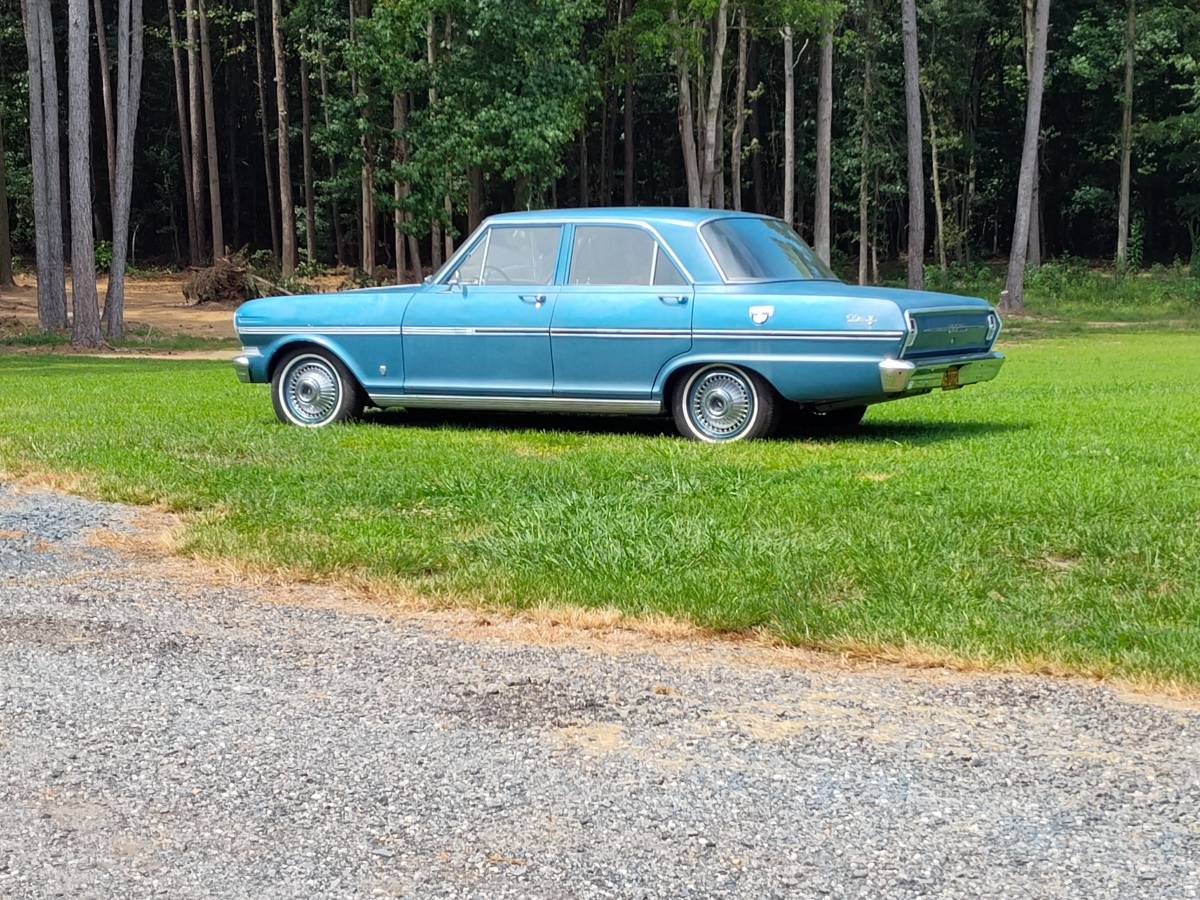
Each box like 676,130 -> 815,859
551,224 -> 693,398
402,225 -> 564,396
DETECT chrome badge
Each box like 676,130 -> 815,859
846,313 -> 877,327
748,305 -> 775,326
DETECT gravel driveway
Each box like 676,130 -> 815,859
1,483 -> 1197,899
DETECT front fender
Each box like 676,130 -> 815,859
241,333 -> 382,390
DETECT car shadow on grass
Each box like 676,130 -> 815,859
361,408 -> 1027,445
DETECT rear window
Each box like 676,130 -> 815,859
700,217 -> 837,282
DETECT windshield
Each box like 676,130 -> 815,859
700,217 -> 838,282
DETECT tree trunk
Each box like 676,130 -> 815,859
900,0 -> 925,289
253,0 -> 281,262
68,0 -> 101,346
185,0 -> 206,259
578,127 -> 589,206
22,0 -> 69,328
922,84 -> 947,272
426,10 -> 440,268
92,0 -> 116,222
295,57 -> 314,264
623,0 -> 635,205
316,40 -> 344,264
198,0 -> 222,258
670,6 -> 702,207
167,0 -> 199,264
226,58 -> 239,248
857,0 -> 873,284
392,92 -> 407,281
467,165 -> 482,233
782,25 -> 794,225
352,0 -> 375,274
441,12 -> 454,258
0,109 -> 14,288
269,0 -> 293,275
814,20 -> 833,263
1002,0 -> 1050,313
102,0 -> 144,339
748,40 -> 765,213
699,0 -> 729,207
730,9 -> 748,211
1115,0 -> 1135,267
1022,0 -> 1041,267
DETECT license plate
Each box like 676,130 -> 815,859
941,367 -> 961,389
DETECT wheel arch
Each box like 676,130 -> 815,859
656,356 -> 777,404
265,337 -> 370,396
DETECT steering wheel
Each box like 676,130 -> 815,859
481,264 -> 517,284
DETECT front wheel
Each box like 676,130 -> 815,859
673,364 -> 778,443
271,348 -> 366,428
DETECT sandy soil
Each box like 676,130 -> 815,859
0,272 -> 239,339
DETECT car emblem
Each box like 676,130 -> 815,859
748,305 -> 774,325
947,323 -> 969,334
846,313 -> 877,327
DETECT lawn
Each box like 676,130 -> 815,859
1,330 -> 1197,687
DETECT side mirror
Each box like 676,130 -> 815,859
422,274 -> 433,285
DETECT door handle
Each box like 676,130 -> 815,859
519,294 -> 547,306
658,294 -> 688,305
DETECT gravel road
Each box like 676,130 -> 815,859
1,483 -> 1197,899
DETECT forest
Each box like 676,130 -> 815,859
0,0 -> 1198,346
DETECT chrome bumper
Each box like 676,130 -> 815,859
233,347 -> 260,383
879,351 -> 1005,394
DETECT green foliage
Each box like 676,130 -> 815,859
94,241 -> 114,273
1,331 -> 1198,685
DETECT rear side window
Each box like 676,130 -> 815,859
452,226 -> 560,286
569,226 -> 658,285
652,247 -> 687,286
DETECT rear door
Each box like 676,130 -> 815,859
402,225 -> 563,396
551,224 -> 693,399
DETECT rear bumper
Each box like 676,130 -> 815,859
879,351 -> 1005,394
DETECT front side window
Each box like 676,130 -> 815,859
448,226 -> 561,286
700,217 -> 838,282
569,226 -> 658,285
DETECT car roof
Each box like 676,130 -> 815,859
483,207 -> 775,229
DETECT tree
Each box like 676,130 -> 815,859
900,0 -> 924,289
814,17 -> 833,263
102,0 -> 145,338
0,108 -> 13,288
185,0 -> 206,259
67,0 -> 101,346
20,0 -> 67,330
1022,0 -> 1041,268
272,0 -> 295,275
1115,0 -> 1135,268
92,0 -> 116,221
198,0 -> 223,258
300,55 -> 317,263
253,0 -> 282,262
167,0 -> 200,264
729,7 -> 749,211
782,23 -> 794,223
1001,0 -> 1050,313
856,0 -> 874,284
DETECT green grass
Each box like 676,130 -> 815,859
913,260 -> 1200,324
0,323 -> 237,353
1,330 -> 1198,686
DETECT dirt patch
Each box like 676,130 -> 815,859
0,273 -> 237,339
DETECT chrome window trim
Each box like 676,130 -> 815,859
695,213 -> 842,285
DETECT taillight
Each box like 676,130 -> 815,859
985,313 -> 1000,342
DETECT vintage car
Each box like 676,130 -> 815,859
233,208 -> 1004,442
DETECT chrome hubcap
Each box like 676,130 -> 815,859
283,358 -> 340,425
689,370 -> 753,439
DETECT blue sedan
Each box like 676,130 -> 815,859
233,208 -> 1003,442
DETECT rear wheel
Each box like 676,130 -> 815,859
672,364 -> 778,443
271,348 -> 366,428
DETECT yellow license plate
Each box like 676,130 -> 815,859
941,368 -> 961,389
